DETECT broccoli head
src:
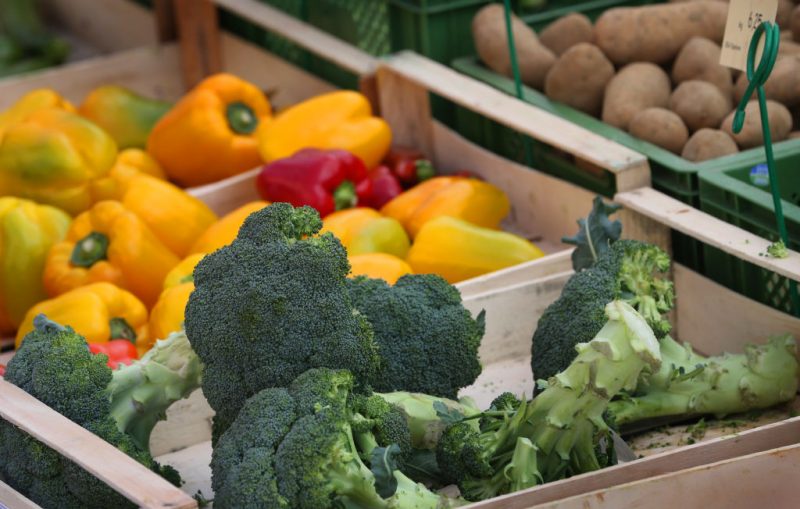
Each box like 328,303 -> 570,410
440,302 -> 662,501
184,203 -> 382,440
0,316 -> 200,509
347,274 -> 485,399
211,367 -> 465,508
532,239 -> 674,382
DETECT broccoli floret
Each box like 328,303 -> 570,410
0,316 -> 201,509
532,239 -> 674,382
211,367 -> 465,508
347,274 -> 485,399
184,203 -> 382,440
439,302 -> 662,501
609,334 -> 799,428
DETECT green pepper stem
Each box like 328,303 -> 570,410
70,232 -> 109,267
334,180 -> 358,210
226,101 -> 258,135
109,317 -> 137,343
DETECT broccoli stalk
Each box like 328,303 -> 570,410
106,328 -> 204,450
609,334 -> 799,426
440,301 -> 662,501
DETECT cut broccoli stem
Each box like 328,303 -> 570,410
107,330 -> 203,451
608,334 -> 799,426
504,437 -> 540,492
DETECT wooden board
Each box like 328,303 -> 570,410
0,480 -> 41,509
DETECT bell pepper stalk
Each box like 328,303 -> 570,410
365,165 -> 403,209
256,148 -> 373,217
384,146 -> 436,188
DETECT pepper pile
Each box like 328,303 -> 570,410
0,72 -> 544,365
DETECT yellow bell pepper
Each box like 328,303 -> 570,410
163,253 -> 205,289
257,91 -> 391,169
381,176 -> 510,238
0,108 -> 118,215
349,253 -> 413,285
147,73 -> 273,187
190,201 -> 270,255
79,85 -> 172,149
15,282 -> 148,349
407,216 -> 544,284
0,197 -> 71,335
322,208 -> 410,258
0,89 -> 74,137
43,200 -> 180,308
138,281 -> 193,355
90,150 -> 217,257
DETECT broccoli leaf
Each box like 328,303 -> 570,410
563,196 -> 622,271
434,401 -> 466,425
370,444 -> 402,498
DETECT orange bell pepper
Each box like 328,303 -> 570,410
138,281 -> 193,355
190,201 -> 270,255
349,253 -> 413,285
15,282 -> 147,349
147,73 -> 272,187
256,91 -> 391,169
43,200 -> 180,307
322,208 -> 410,258
381,176 -> 510,238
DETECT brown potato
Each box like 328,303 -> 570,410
629,108 -> 690,153
778,0 -> 794,30
473,4 -> 555,90
544,43 -> 615,116
734,56 -> 800,106
594,1 -> 728,65
789,131 -> 800,140
602,63 -> 672,130
720,100 -> 793,148
671,37 -> 733,97
669,80 -> 733,132
681,128 -> 739,161
792,5 -> 800,42
539,13 -> 594,56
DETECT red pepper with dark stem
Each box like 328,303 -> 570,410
365,165 -> 403,209
384,146 -> 436,187
255,148 -> 373,217
89,339 -> 139,370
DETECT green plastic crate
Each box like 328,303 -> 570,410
699,153 -> 800,315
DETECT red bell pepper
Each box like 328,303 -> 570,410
89,340 -> 139,370
255,148 -> 373,217
0,364 -> 5,377
365,165 -> 403,209
384,146 -> 436,188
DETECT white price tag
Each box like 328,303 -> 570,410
719,0 -> 778,71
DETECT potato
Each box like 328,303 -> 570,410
669,80 -> 732,132
602,63 -> 672,130
720,100 -> 793,148
544,43 -> 615,116
779,40 -> 800,57
681,128 -> 739,161
789,131 -> 800,140
792,5 -> 800,42
629,108 -> 690,154
473,4 -> 555,90
734,56 -> 800,106
539,13 -> 594,56
671,37 -> 733,97
778,0 -> 794,29
594,1 -> 728,64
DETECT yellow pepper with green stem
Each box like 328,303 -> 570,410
15,282 -> 148,349
0,197 -> 71,335
406,216 -> 544,284
43,200 -> 180,308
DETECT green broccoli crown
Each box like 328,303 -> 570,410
532,239 -> 674,382
211,367 -> 458,508
1,317 -> 195,509
347,274 -> 485,399
185,203 -> 382,437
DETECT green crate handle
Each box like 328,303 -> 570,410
502,0 -> 534,166
733,21 -> 799,315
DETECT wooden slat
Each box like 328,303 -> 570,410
615,188 -> 800,282
154,0 -> 178,42
174,0 -> 223,88
470,417 -> 800,509
379,52 -> 651,189
0,379 -> 197,509
0,480 -> 42,509
524,442 -> 800,509
376,67 -> 435,161
212,0 -> 377,75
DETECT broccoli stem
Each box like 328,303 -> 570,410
106,331 -> 203,451
608,335 -> 799,426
